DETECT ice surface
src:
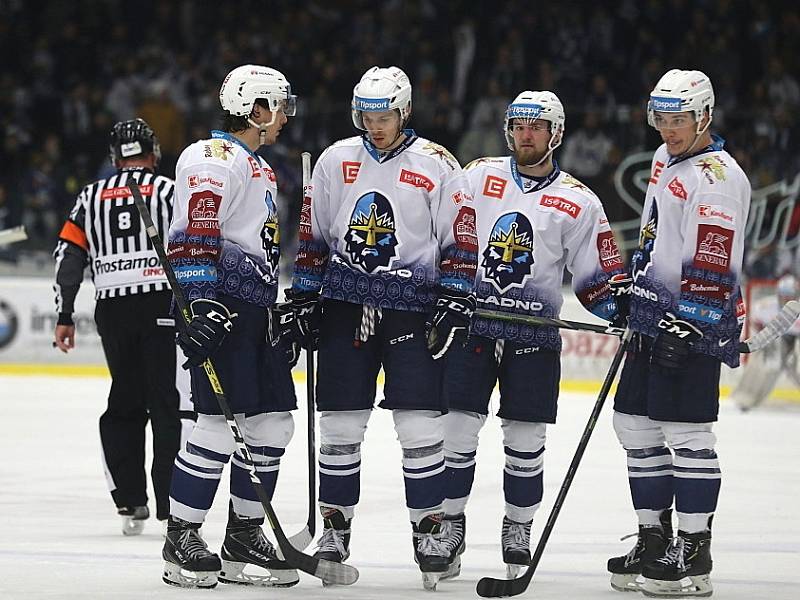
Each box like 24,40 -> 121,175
0,374 -> 797,599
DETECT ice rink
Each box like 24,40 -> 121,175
1,373 -> 798,599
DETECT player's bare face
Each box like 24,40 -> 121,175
363,111 -> 402,150
653,111 -> 699,157
511,121 -> 551,165
260,109 -> 288,145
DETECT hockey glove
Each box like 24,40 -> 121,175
608,273 -> 633,328
269,289 -> 322,351
177,299 -> 236,369
426,288 -> 477,360
651,312 -> 703,370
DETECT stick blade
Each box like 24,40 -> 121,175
476,573 -> 529,598
743,300 -> 800,353
0,225 -> 27,245
287,526 -> 313,551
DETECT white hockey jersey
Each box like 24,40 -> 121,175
292,132 -> 477,312
628,136 -> 751,366
168,130 -> 282,307
466,157 -> 623,349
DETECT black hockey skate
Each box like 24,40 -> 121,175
162,517 -> 221,589
641,529 -> 713,598
219,506 -> 299,587
412,514 -> 450,591
608,509 -> 673,592
118,505 -> 149,536
314,507 -> 352,586
439,513 -> 466,581
502,516 -> 532,579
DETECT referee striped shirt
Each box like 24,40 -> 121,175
54,168 -> 174,314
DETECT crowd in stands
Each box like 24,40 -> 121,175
1,0 -> 798,271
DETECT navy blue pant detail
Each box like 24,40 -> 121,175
185,440 -> 230,463
404,469 -> 447,510
674,478 -> 721,514
170,465 -> 222,511
315,299 -> 444,412
442,336 -> 560,423
506,446 -> 544,460
504,471 -> 542,509
629,476 -> 674,511
614,336 -> 721,423
190,295 -> 297,415
319,472 -> 360,508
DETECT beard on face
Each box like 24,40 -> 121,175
513,145 -> 548,167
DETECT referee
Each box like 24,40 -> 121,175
53,118 -> 192,536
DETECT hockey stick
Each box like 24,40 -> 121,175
0,225 -> 27,245
286,151 -> 316,551
476,328 -> 634,598
476,301 -> 800,354
129,180 -> 357,586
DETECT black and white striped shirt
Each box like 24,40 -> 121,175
54,168 -> 174,314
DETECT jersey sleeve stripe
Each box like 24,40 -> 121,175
58,220 -> 89,250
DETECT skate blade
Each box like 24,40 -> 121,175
122,517 -> 145,536
506,563 -> 525,579
440,557 -> 461,581
610,572 -> 645,592
641,575 -> 713,598
422,571 -> 443,591
219,560 -> 299,587
162,561 -> 218,589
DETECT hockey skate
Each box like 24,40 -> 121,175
118,505 -> 149,536
314,507 -> 352,586
439,513 -> 466,581
162,517 -> 221,589
412,514 -> 450,591
219,506 -> 299,587
641,530 -> 713,598
608,509 -> 673,592
501,516 -> 532,579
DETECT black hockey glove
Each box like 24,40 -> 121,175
426,288 -> 477,360
269,289 -> 322,351
651,312 -> 703,370
177,299 -> 236,369
608,273 -> 633,329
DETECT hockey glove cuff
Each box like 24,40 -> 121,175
269,289 -> 322,351
651,312 -> 703,369
608,273 -> 632,329
177,299 -> 237,369
426,288 -> 477,360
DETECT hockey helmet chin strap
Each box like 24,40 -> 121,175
667,110 -> 713,162
247,112 -> 278,146
513,121 -> 561,169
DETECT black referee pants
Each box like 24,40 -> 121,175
95,291 -> 182,520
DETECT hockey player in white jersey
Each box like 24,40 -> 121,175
608,69 -> 751,597
160,65 -> 300,589
277,66 -> 477,590
438,91 -> 625,580
731,273 -> 800,411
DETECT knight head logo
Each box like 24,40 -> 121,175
260,190 -> 280,277
631,200 -> 659,280
345,191 -> 399,272
481,212 -> 534,292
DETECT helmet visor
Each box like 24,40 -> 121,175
275,94 -> 297,117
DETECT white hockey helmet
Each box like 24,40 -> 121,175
504,90 -> 566,153
647,69 -> 714,133
351,66 -> 412,130
219,64 -> 296,117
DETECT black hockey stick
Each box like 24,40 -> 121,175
285,151 -> 316,551
476,301 -> 800,354
129,179 -> 357,586
476,328 -> 634,598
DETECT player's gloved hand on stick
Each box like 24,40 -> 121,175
651,311 -> 703,369
608,273 -> 633,329
177,299 -> 237,369
426,287 -> 477,360
270,289 -> 322,350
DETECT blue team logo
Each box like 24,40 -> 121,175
345,191 -> 399,273
482,212 -> 535,293
260,190 -> 280,278
631,200 -> 658,280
